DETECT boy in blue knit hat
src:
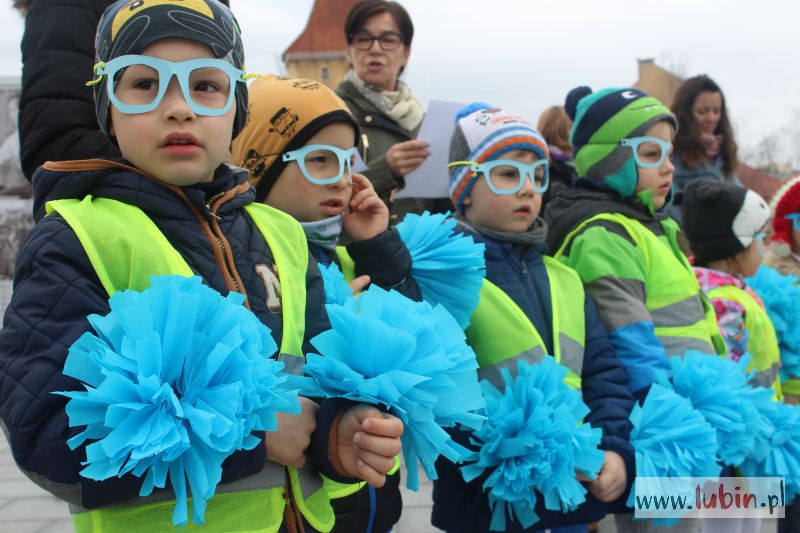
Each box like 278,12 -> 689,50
0,1 -> 403,531
432,103 -> 635,533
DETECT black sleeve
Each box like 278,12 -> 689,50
18,0 -> 120,179
346,228 -> 422,301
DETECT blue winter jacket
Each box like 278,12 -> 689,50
0,160 -> 339,511
431,222 -> 636,533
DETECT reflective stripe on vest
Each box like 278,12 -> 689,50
707,284 -> 783,400
46,196 -> 335,533
555,213 -> 726,358
466,257 -> 585,390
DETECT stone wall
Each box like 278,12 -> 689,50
0,196 -> 32,278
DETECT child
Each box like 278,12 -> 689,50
682,179 -> 781,397
545,87 -> 725,533
230,75 -> 418,533
681,179 -> 778,533
0,1 -> 402,532
431,104 -> 635,533
764,175 -> 800,401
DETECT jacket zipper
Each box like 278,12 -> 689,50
205,191 -> 241,294
283,474 -> 304,533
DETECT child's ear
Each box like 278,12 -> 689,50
463,195 -> 472,207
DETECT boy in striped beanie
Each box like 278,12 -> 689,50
433,103 -> 635,532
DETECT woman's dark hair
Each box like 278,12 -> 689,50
345,0 -> 414,47
671,74 -> 738,176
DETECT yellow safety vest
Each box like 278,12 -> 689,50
706,284 -> 783,400
47,196 -> 334,533
555,213 -> 726,359
465,257 -> 586,390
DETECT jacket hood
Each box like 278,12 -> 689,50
544,178 -> 670,253
32,159 -> 253,222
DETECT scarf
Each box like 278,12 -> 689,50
300,214 -> 343,251
455,213 -> 548,248
345,70 -> 424,131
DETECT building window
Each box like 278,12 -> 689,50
320,66 -> 330,82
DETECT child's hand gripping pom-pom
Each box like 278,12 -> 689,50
460,357 -> 605,531
302,285 -> 486,490
740,399 -> 800,501
746,265 -> 800,380
659,351 -> 774,467
396,211 -> 486,328
626,383 -> 721,524
56,275 -> 301,527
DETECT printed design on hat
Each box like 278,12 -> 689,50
733,190 -> 772,248
269,107 -> 299,137
112,0 -> 214,40
242,149 -> 269,180
292,79 -> 322,91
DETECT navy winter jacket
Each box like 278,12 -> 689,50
431,223 -> 636,532
0,160 -> 333,510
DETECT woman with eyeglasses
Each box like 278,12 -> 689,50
336,0 -> 450,222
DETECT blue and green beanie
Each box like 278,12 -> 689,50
564,86 -> 677,198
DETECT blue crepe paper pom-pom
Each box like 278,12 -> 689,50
746,265 -> 800,380
56,275 -> 301,527
659,351 -> 774,467
461,357 -> 604,531
740,399 -> 800,501
303,285 -> 486,490
318,263 -> 354,306
626,383 -> 721,523
396,211 -> 486,328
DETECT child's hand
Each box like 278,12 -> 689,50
348,274 -> 371,295
336,404 -> 403,487
265,397 -> 318,468
343,173 -> 389,242
586,451 -> 627,502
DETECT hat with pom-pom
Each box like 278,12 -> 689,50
682,179 -> 771,265
448,103 -> 548,213
769,174 -> 800,254
564,86 -> 677,198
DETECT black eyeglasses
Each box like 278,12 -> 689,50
349,30 -> 404,51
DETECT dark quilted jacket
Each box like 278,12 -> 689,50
431,222 -> 636,532
0,159 -> 331,510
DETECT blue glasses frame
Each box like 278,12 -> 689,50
448,159 -> 550,195
786,213 -> 800,233
619,136 -> 673,168
753,230 -> 768,258
94,55 -> 246,116
282,144 -> 357,185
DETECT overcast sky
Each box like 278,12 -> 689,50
1,0 -> 796,165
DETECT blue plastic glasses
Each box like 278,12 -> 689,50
282,144 -> 357,185
753,230 -> 768,258
92,55 -> 248,116
448,159 -> 550,195
786,213 -> 800,233
619,136 -> 673,168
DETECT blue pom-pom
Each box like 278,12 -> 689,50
659,351 -> 774,467
304,285 -> 486,490
627,383 -> 721,519
746,265 -> 800,380
396,211 -> 486,328
564,86 -> 592,121
461,357 -> 604,531
319,263 -> 354,306
57,275 -> 300,527
740,400 -> 800,501
455,102 -> 493,123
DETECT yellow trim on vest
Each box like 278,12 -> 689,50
335,246 -> 357,284
289,466 -> 335,533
